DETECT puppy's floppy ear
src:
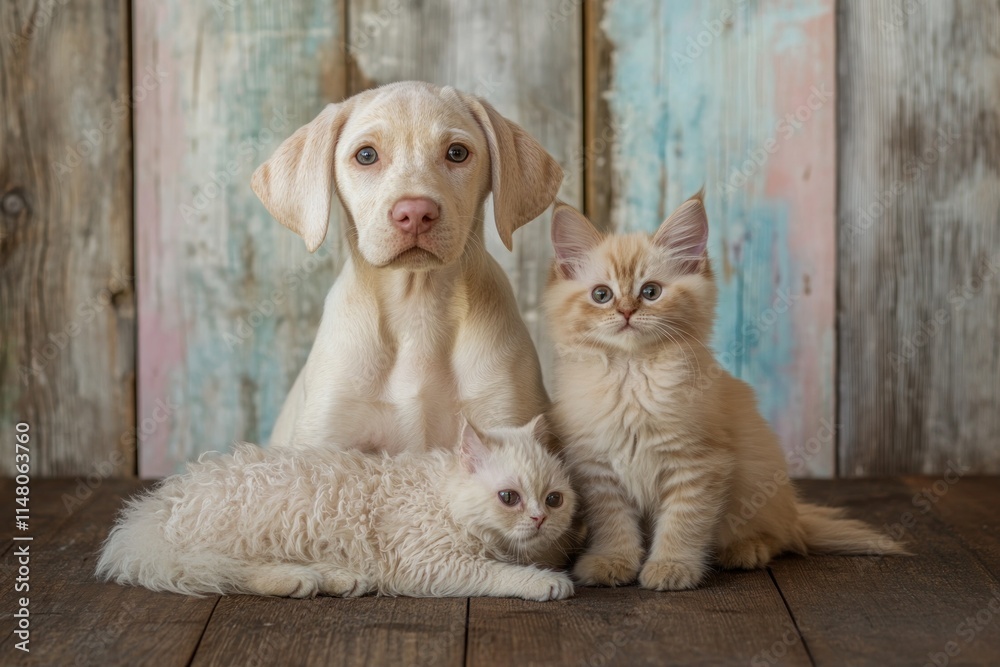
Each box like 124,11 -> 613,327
251,102 -> 352,252
457,92 -> 564,251
551,202 -> 602,277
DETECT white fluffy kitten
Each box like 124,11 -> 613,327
97,417 -> 577,601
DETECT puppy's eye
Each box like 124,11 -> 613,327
591,285 -> 613,304
640,283 -> 662,300
446,144 -> 469,163
545,492 -> 563,508
498,490 -> 520,506
356,146 -> 378,165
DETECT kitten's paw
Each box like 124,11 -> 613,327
638,560 -> 704,591
243,564 -> 323,598
314,565 -> 370,598
573,553 -> 640,587
523,571 -> 575,601
718,538 -> 774,570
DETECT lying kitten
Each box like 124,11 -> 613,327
545,196 -> 905,591
97,416 -> 577,601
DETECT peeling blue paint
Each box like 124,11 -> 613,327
604,0 -> 808,453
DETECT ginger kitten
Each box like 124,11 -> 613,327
98,417 -> 577,601
545,195 -> 905,591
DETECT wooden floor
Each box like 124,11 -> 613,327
1,477 -> 998,666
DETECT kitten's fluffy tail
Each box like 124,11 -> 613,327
796,502 -> 909,556
96,487 -> 243,596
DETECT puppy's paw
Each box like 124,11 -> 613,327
523,571 -> 575,601
638,560 -> 704,591
573,553 -> 640,587
243,564 -> 323,598
718,538 -> 773,570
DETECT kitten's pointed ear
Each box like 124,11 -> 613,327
653,192 -> 709,273
551,202 -> 602,278
526,414 -> 559,453
459,417 -> 490,474
526,414 -> 548,441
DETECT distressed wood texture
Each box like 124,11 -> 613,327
134,1 -> 348,475
0,1 -> 135,475
597,0 -> 837,476
583,0 -> 615,228
2,477 -> 998,664
467,576 -> 811,666
777,479 -> 1000,665
347,0 -> 583,378
838,2 -> 1000,476
0,481 -> 218,666
191,596 -> 466,667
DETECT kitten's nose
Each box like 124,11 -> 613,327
618,308 -> 635,321
531,515 -> 546,529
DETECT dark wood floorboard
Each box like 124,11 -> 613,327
904,476 -> 1000,580
190,595 -> 466,667
2,478 -> 998,666
0,480 -> 218,666
467,570 -> 811,667
0,478 -> 104,558
770,479 -> 1000,667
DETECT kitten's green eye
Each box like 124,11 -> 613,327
498,490 -> 520,506
356,146 -> 378,165
545,492 -> 563,508
641,283 -> 662,301
591,285 -> 613,303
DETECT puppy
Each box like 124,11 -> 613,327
253,81 -> 563,452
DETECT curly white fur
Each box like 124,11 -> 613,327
97,419 -> 577,601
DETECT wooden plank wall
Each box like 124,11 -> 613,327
134,0 -> 349,476
0,1 -> 135,476
596,0 -> 838,477
3,0 -> 997,477
838,1 -> 1000,476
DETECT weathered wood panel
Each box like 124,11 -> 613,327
598,0 -> 837,476
0,0 -> 135,475
467,575 -> 811,666
0,481 -> 218,666
774,479 -> 1000,665
191,596 -> 466,667
583,0 -> 615,228
134,1 -> 348,476
348,0 -> 583,380
903,475 -> 1000,581
838,1 -> 1000,476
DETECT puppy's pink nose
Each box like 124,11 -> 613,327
391,198 -> 439,235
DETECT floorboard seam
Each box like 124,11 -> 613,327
767,567 -> 817,667
462,597 -> 471,667
184,596 -> 221,667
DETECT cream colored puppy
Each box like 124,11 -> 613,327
253,81 -> 562,451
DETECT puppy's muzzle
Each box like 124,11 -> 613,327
391,197 -> 440,236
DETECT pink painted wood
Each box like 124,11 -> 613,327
600,0 -> 837,476
133,1 -> 348,476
